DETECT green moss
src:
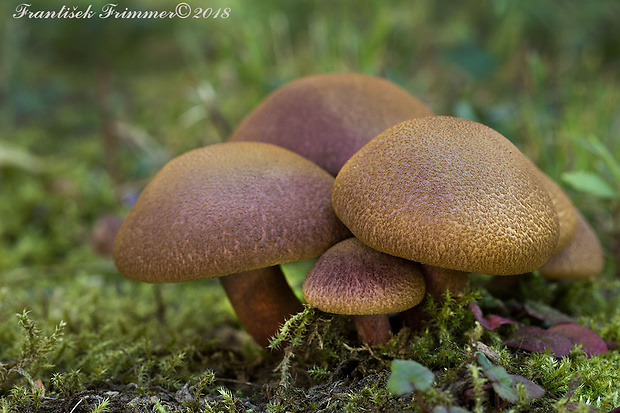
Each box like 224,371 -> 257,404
2,1 -> 620,411
404,291 -> 480,369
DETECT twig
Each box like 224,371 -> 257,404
215,378 -> 260,387
68,398 -> 83,413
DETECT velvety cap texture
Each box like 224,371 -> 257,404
332,116 -> 560,276
539,211 -> 604,279
229,72 -> 433,175
529,162 -> 577,252
302,238 -> 426,315
114,142 -> 350,282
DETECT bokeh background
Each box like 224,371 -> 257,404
2,0 -> 619,271
1,0 -> 619,410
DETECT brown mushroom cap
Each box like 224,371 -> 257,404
114,142 -> 350,283
332,116 -> 560,276
539,211 -> 604,279
229,72 -> 433,176
528,163 -> 578,252
302,238 -> 426,315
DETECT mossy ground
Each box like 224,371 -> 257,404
2,1 -> 620,412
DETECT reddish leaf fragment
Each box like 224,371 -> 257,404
504,326 -> 573,358
523,301 -> 574,325
510,374 -> 545,401
469,301 -> 516,330
548,323 -> 608,358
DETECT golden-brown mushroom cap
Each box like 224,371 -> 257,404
114,142 -> 351,283
539,211 -> 604,279
528,163 -> 578,252
302,238 -> 426,315
332,116 -> 560,276
229,72 -> 433,176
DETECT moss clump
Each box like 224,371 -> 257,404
1,267 -> 619,411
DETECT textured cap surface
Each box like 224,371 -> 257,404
539,211 -> 604,279
229,72 -> 433,175
332,116 -> 560,276
114,142 -> 350,282
529,163 -> 577,252
302,238 -> 426,315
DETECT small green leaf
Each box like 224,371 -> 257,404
478,353 -> 518,402
490,372 -> 519,403
475,352 -> 493,370
484,365 -> 513,385
478,352 -> 544,403
387,359 -> 434,395
561,170 -> 618,199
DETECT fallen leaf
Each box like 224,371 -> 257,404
548,323 -> 608,358
510,374 -> 545,401
469,301 -> 516,330
504,326 -> 573,358
523,301 -> 574,325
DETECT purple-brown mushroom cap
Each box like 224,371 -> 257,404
113,142 -> 351,283
229,72 -> 434,176
302,238 -> 426,315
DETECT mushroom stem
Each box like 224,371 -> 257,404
399,265 -> 469,330
352,314 -> 392,346
219,266 -> 303,347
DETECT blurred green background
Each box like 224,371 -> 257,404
1,0 -> 620,408
2,0 -> 619,273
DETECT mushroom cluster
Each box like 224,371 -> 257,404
113,72 -> 604,348
329,115 -> 603,334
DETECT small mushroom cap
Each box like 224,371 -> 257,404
528,163 -> 578,252
332,116 -> 560,276
114,142 -> 350,283
229,72 -> 433,176
539,211 -> 604,279
302,238 -> 426,315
